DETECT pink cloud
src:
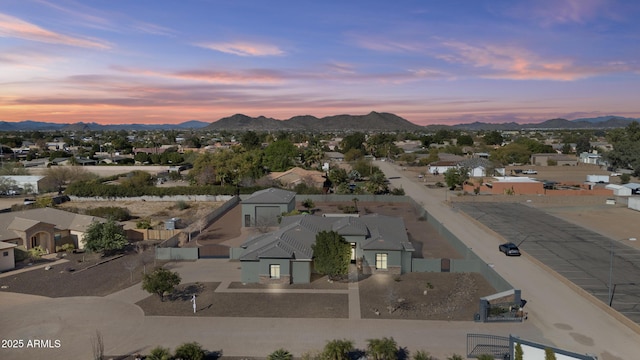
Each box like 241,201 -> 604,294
437,41 -> 630,81
505,0 -> 619,26
111,65 -> 287,84
0,13 -> 111,49
194,41 -> 284,56
132,22 -> 176,37
349,33 -> 425,53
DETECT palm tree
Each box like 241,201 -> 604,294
366,337 -> 398,360
365,171 -> 388,194
268,348 -> 293,360
146,346 -> 171,360
323,339 -> 354,360
413,350 -> 435,360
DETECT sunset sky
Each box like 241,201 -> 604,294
1,0 -> 639,126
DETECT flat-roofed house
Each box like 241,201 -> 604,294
0,241 -> 17,272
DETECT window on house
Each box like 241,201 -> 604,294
269,264 -> 281,279
2,251 -> 8,257
376,253 -> 388,270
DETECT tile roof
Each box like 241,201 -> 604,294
240,214 -> 414,261
242,187 -> 296,204
0,208 -> 106,242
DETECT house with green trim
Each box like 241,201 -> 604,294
239,213 -> 415,284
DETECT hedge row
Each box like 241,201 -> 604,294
65,181 -> 264,197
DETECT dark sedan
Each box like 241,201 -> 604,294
499,242 -> 521,256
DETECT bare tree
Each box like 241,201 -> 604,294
123,257 -> 140,283
255,216 -> 275,233
91,330 -> 104,360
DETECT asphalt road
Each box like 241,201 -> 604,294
453,201 -> 640,323
377,160 -> 640,360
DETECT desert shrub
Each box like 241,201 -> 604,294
175,200 -> 190,210
28,246 -> 46,261
136,218 -> 153,229
86,206 -> 131,221
173,342 -> 205,360
168,171 -> 183,181
56,244 -> 75,253
620,173 -> 631,184
62,243 -> 75,253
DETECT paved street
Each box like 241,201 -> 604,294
454,201 -> 640,323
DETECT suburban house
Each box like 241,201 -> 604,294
325,151 -> 345,162
0,241 -> 17,272
579,152 -> 604,165
0,208 -> 108,254
241,188 -> 296,227
458,158 -> 505,177
0,175 -> 45,194
239,213 -> 415,284
530,153 -> 578,166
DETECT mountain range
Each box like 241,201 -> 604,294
0,113 -> 636,132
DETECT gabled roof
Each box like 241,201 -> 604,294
242,187 -> 296,204
331,217 -> 369,236
8,217 -> 47,232
458,158 -> 497,169
0,241 -> 17,250
240,214 -> 413,261
623,183 -> 640,190
0,208 -> 107,242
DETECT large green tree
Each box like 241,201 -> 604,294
340,133 -> 366,153
483,131 -> 504,146
312,231 -> 351,279
82,219 -> 128,255
606,121 -> 640,174
142,268 -> 181,301
263,139 -> 298,172
444,167 -> 469,190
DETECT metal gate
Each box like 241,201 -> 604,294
467,334 -> 510,359
198,244 -> 230,258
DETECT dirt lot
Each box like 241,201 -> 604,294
0,250 -> 160,297
56,199 -> 224,230
402,163 -> 640,243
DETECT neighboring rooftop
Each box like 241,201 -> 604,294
242,188 -> 296,204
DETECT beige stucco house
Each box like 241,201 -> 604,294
0,241 -> 17,272
0,208 -> 107,255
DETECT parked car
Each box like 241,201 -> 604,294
499,242 -> 521,256
522,169 -> 537,175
